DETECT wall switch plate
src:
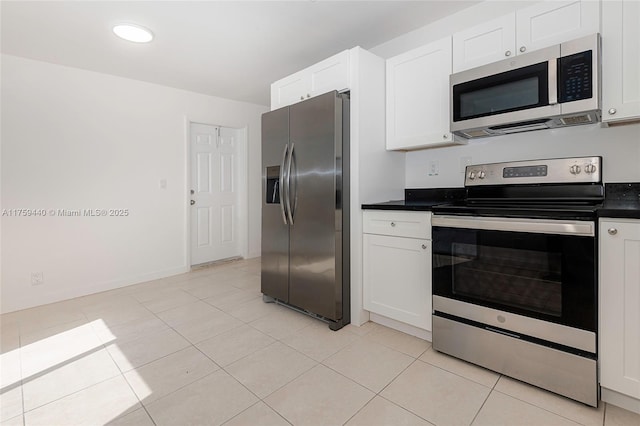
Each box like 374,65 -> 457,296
428,160 -> 439,176
31,272 -> 44,285
460,157 -> 472,173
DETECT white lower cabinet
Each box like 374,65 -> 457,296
599,219 -> 640,412
363,211 -> 432,331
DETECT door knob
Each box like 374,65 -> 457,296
190,200 -> 195,205
421,244 -> 427,250
608,228 -> 617,235
519,46 -> 526,53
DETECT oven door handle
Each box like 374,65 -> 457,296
431,215 -> 594,236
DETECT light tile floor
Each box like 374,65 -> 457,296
1,258 -> 639,426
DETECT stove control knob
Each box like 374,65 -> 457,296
570,165 -> 581,175
584,163 -> 597,174
468,171 -> 476,180
478,171 -> 486,179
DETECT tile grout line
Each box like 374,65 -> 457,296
414,349 -> 500,389
4,261 -> 258,425
106,276 -> 269,415
324,344 -> 426,425
489,388 -> 594,426
469,374 -> 502,426
18,322 -> 25,426
17,310 -> 114,418
118,366 -> 158,426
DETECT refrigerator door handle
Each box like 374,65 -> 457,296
279,144 -> 289,225
285,142 -> 295,225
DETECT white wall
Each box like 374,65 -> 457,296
405,124 -> 640,188
1,54 -> 268,313
371,0 -> 640,189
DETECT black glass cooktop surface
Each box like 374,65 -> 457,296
432,201 -> 601,220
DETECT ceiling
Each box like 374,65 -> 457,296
1,1 -> 480,106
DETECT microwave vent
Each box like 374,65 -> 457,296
561,114 -> 594,126
462,129 -> 492,138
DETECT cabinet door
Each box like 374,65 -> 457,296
516,0 -> 599,55
602,0 -> 640,124
308,50 -> 350,98
271,71 -> 310,110
599,220 -> 640,400
453,14 -> 516,73
363,234 -> 431,330
387,36 -> 460,150
270,50 -> 351,110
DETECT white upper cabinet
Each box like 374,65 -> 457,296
271,50 -> 350,110
516,0 -> 599,54
453,14 -> 516,73
602,0 -> 640,124
308,50 -> 350,99
387,36 -> 463,150
271,73 -> 311,110
453,0 -> 600,73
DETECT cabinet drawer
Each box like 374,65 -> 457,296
363,210 -> 431,239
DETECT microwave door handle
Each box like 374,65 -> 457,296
548,59 -> 558,105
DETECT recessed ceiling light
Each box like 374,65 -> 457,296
112,24 -> 154,43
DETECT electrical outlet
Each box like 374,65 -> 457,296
460,156 -> 472,173
428,160 -> 439,176
31,272 -> 44,286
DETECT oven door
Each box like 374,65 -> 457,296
432,215 -> 596,335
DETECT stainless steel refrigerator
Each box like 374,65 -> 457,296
261,91 -> 350,330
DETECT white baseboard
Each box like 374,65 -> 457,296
370,312 -> 432,342
1,265 -> 190,314
601,387 -> 640,414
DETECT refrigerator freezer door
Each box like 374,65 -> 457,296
288,92 -> 343,320
261,107 -> 290,302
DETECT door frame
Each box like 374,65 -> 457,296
184,117 -> 248,267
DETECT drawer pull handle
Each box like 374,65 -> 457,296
390,222 -> 396,227
421,244 -> 427,250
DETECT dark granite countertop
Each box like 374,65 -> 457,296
598,183 -> 640,219
361,188 -> 465,211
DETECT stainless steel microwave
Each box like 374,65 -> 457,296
450,34 -> 600,139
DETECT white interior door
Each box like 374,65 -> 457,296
190,123 -> 240,265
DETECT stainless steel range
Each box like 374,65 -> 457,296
431,156 -> 603,407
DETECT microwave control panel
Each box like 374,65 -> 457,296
558,50 -> 592,103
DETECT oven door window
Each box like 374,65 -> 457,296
452,61 -> 549,122
433,227 -> 596,332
